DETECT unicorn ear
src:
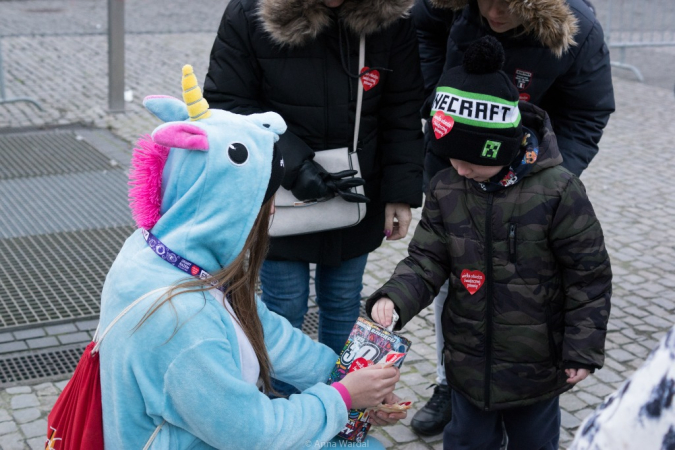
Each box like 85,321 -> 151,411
247,112 -> 287,138
152,122 -> 209,151
143,95 -> 189,122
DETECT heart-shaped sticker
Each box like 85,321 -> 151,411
432,111 -> 454,139
348,357 -> 374,373
460,269 -> 485,295
360,67 -> 380,91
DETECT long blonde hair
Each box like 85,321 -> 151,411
136,199 -> 275,392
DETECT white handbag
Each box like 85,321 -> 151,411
269,35 -> 368,237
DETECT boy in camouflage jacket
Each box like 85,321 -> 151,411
367,37 -> 612,449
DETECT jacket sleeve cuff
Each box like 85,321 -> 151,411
562,361 -> 597,373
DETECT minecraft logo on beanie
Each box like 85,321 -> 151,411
430,36 -> 522,167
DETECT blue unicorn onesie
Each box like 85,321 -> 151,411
98,66 -> 381,449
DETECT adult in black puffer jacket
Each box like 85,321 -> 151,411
414,0 -> 615,178
203,0 -> 424,359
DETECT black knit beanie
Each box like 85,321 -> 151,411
430,36 -> 522,167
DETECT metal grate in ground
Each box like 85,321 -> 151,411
0,129 -> 118,180
0,170 -> 133,239
0,225 -> 136,328
0,344 -> 86,388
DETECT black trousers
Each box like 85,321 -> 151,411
443,391 -> 560,450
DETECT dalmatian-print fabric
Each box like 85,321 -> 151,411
570,326 -> 675,450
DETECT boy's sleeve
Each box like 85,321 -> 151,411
365,184 -> 451,329
549,176 -> 612,370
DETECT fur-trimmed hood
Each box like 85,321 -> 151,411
431,0 -> 579,56
259,0 -> 414,46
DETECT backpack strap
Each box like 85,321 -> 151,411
92,286 -> 169,354
143,420 -> 166,450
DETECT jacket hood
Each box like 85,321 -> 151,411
519,101 -> 562,173
129,66 -> 286,274
431,0 -> 579,56
259,0 -> 414,46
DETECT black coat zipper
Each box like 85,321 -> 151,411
508,223 -> 517,264
484,193 -> 494,411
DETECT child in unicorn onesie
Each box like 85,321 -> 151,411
97,66 -> 404,449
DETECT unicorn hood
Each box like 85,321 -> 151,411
129,65 -> 286,274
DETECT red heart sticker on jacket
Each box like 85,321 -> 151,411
360,67 -> 380,91
460,269 -> 485,295
432,111 -> 454,139
190,265 -> 201,276
349,357 -> 374,373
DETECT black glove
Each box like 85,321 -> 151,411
291,159 -> 370,203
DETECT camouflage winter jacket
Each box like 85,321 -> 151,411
366,103 -> 612,411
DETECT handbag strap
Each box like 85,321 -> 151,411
353,34 -> 365,154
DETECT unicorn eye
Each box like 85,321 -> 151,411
228,142 -> 248,165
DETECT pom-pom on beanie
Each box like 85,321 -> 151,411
429,36 -> 522,167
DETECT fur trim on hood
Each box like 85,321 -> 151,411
430,0 -> 579,57
259,0 -> 414,46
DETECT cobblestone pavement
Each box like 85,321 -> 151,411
1,0 -> 675,449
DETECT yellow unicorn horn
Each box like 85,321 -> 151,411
182,64 -> 211,121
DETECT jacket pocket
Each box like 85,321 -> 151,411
508,223 -> 517,264
544,302 -> 559,367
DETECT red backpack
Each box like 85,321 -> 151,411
46,342 -> 103,450
46,288 -> 167,450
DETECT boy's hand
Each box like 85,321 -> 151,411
565,368 -> 590,384
368,393 -> 407,426
371,298 -> 395,328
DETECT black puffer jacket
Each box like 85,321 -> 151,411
204,0 -> 425,265
413,0 -> 615,178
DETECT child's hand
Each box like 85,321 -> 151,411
371,298 -> 395,328
565,368 -> 590,384
368,392 -> 407,426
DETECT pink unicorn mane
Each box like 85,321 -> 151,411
128,135 -> 170,229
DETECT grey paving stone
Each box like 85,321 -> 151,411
560,409 -> 581,429
10,394 -> 39,410
5,387 -> 30,395
75,319 -> 100,331
33,383 -> 58,397
19,419 -> 47,438
44,323 -> 78,335
55,380 -> 70,392
11,328 -> 45,340
385,424 -> 418,443
559,394 -> 587,412
0,432 -> 24,450
57,332 -> 91,345
0,409 -> 11,423
13,408 -> 40,424
606,348 -> 636,362
0,341 -> 28,354
0,333 -> 13,344
26,336 -> 60,349
0,420 -> 18,436
27,436 -> 47,450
